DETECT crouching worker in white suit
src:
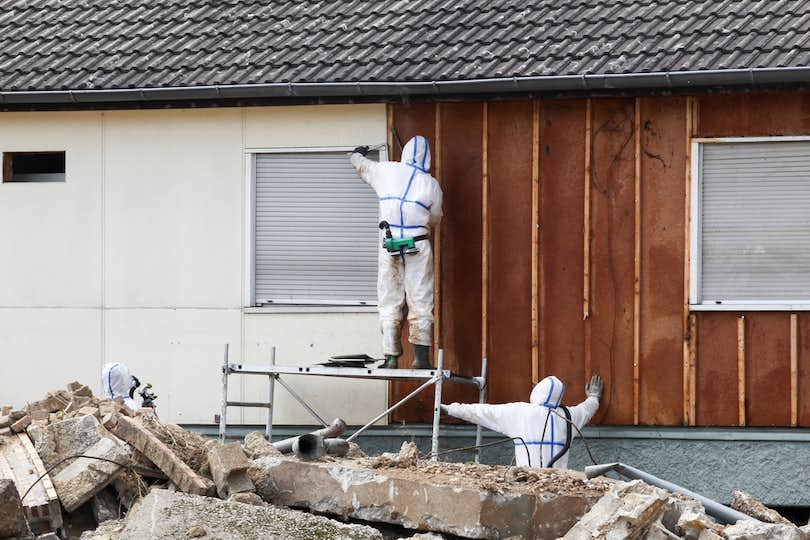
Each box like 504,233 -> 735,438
350,137 -> 443,369
101,362 -> 141,412
441,375 -> 603,469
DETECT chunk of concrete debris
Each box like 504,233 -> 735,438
243,431 -> 282,459
723,520 -> 804,540
731,489 -> 793,525
52,436 -> 129,512
228,491 -> 264,506
79,518 -> 126,540
29,415 -> 106,475
0,415 -> 10,428
102,413 -> 214,496
369,441 -> 419,468
9,409 -> 26,421
0,478 -> 29,538
207,441 -> 254,499
92,487 -> 122,524
11,414 -> 31,433
562,480 -> 668,539
71,384 -> 94,397
251,455 -> 608,540
676,510 -> 726,538
115,488 -> 382,540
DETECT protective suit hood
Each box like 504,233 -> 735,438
101,362 -> 139,411
530,375 -> 564,408
401,136 -> 431,173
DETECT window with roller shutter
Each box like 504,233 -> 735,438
691,138 -> 810,310
251,150 -> 381,306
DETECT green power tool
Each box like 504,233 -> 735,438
379,221 -> 426,255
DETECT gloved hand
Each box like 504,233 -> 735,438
439,404 -> 449,415
129,375 -> 141,399
585,375 -> 603,400
352,145 -> 370,156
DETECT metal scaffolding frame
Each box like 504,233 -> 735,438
218,345 -> 488,461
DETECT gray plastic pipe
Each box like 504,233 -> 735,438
272,418 -> 347,454
293,434 -> 350,460
585,463 -> 755,525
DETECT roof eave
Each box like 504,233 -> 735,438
2,67 -> 810,105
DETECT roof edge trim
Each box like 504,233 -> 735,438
2,67 -> 810,104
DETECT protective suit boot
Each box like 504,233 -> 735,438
412,345 -> 433,369
381,355 -> 399,369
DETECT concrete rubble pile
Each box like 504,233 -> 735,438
0,382 -> 382,540
3,384 -> 809,540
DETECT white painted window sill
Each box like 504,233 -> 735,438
690,303 -> 810,312
244,305 -> 378,314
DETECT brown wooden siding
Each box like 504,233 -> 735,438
390,91 -> 810,427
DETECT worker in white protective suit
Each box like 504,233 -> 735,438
350,137 -> 443,369
441,375 -> 603,469
101,362 -> 140,412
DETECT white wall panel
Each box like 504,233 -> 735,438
104,308 -> 242,423
0,308 -> 101,406
104,109 -> 243,308
242,312 -> 385,425
244,104 -> 386,148
0,112 -> 102,307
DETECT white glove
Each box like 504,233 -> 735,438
439,404 -> 449,415
585,375 -> 604,400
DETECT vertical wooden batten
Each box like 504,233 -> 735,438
583,98 -> 593,379
531,100 -> 541,383
683,96 -> 694,425
481,103 -> 489,362
737,315 -> 746,427
791,313 -> 799,427
433,103 -> 442,363
633,97 -> 641,425
689,313 -> 697,425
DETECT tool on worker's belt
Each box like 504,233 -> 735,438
379,221 -> 427,256
139,383 -> 158,410
318,354 -> 383,368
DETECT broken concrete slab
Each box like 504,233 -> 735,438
51,436 -> 129,512
0,415 -> 11,428
562,480 -> 668,539
11,414 -> 32,433
117,488 -> 383,540
207,442 -> 254,499
29,415 -> 106,475
0,478 -> 29,538
243,431 -> 282,459
102,413 -> 214,496
731,489 -> 793,525
676,510 -> 727,539
92,488 -> 122,524
0,433 -> 62,534
251,456 -> 609,540
723,520 -> 804,539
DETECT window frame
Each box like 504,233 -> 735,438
690,135 -> 810,311
1,150 -> 67,183
243,145 -> 387,311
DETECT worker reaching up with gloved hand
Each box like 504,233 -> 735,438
350,137 -> 443,369
441,375 -> 604,469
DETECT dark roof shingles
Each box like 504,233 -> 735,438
0,0 -> 808,91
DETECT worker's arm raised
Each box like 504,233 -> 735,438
350,148 -> 379,189
442,402 -> 520,437
569,375 -> 603,429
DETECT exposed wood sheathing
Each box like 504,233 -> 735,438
391,92 -> 810,426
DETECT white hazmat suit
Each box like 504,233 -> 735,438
101,362 -> 139,411
351,136 -> 443,357
444,376 -> 600,469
